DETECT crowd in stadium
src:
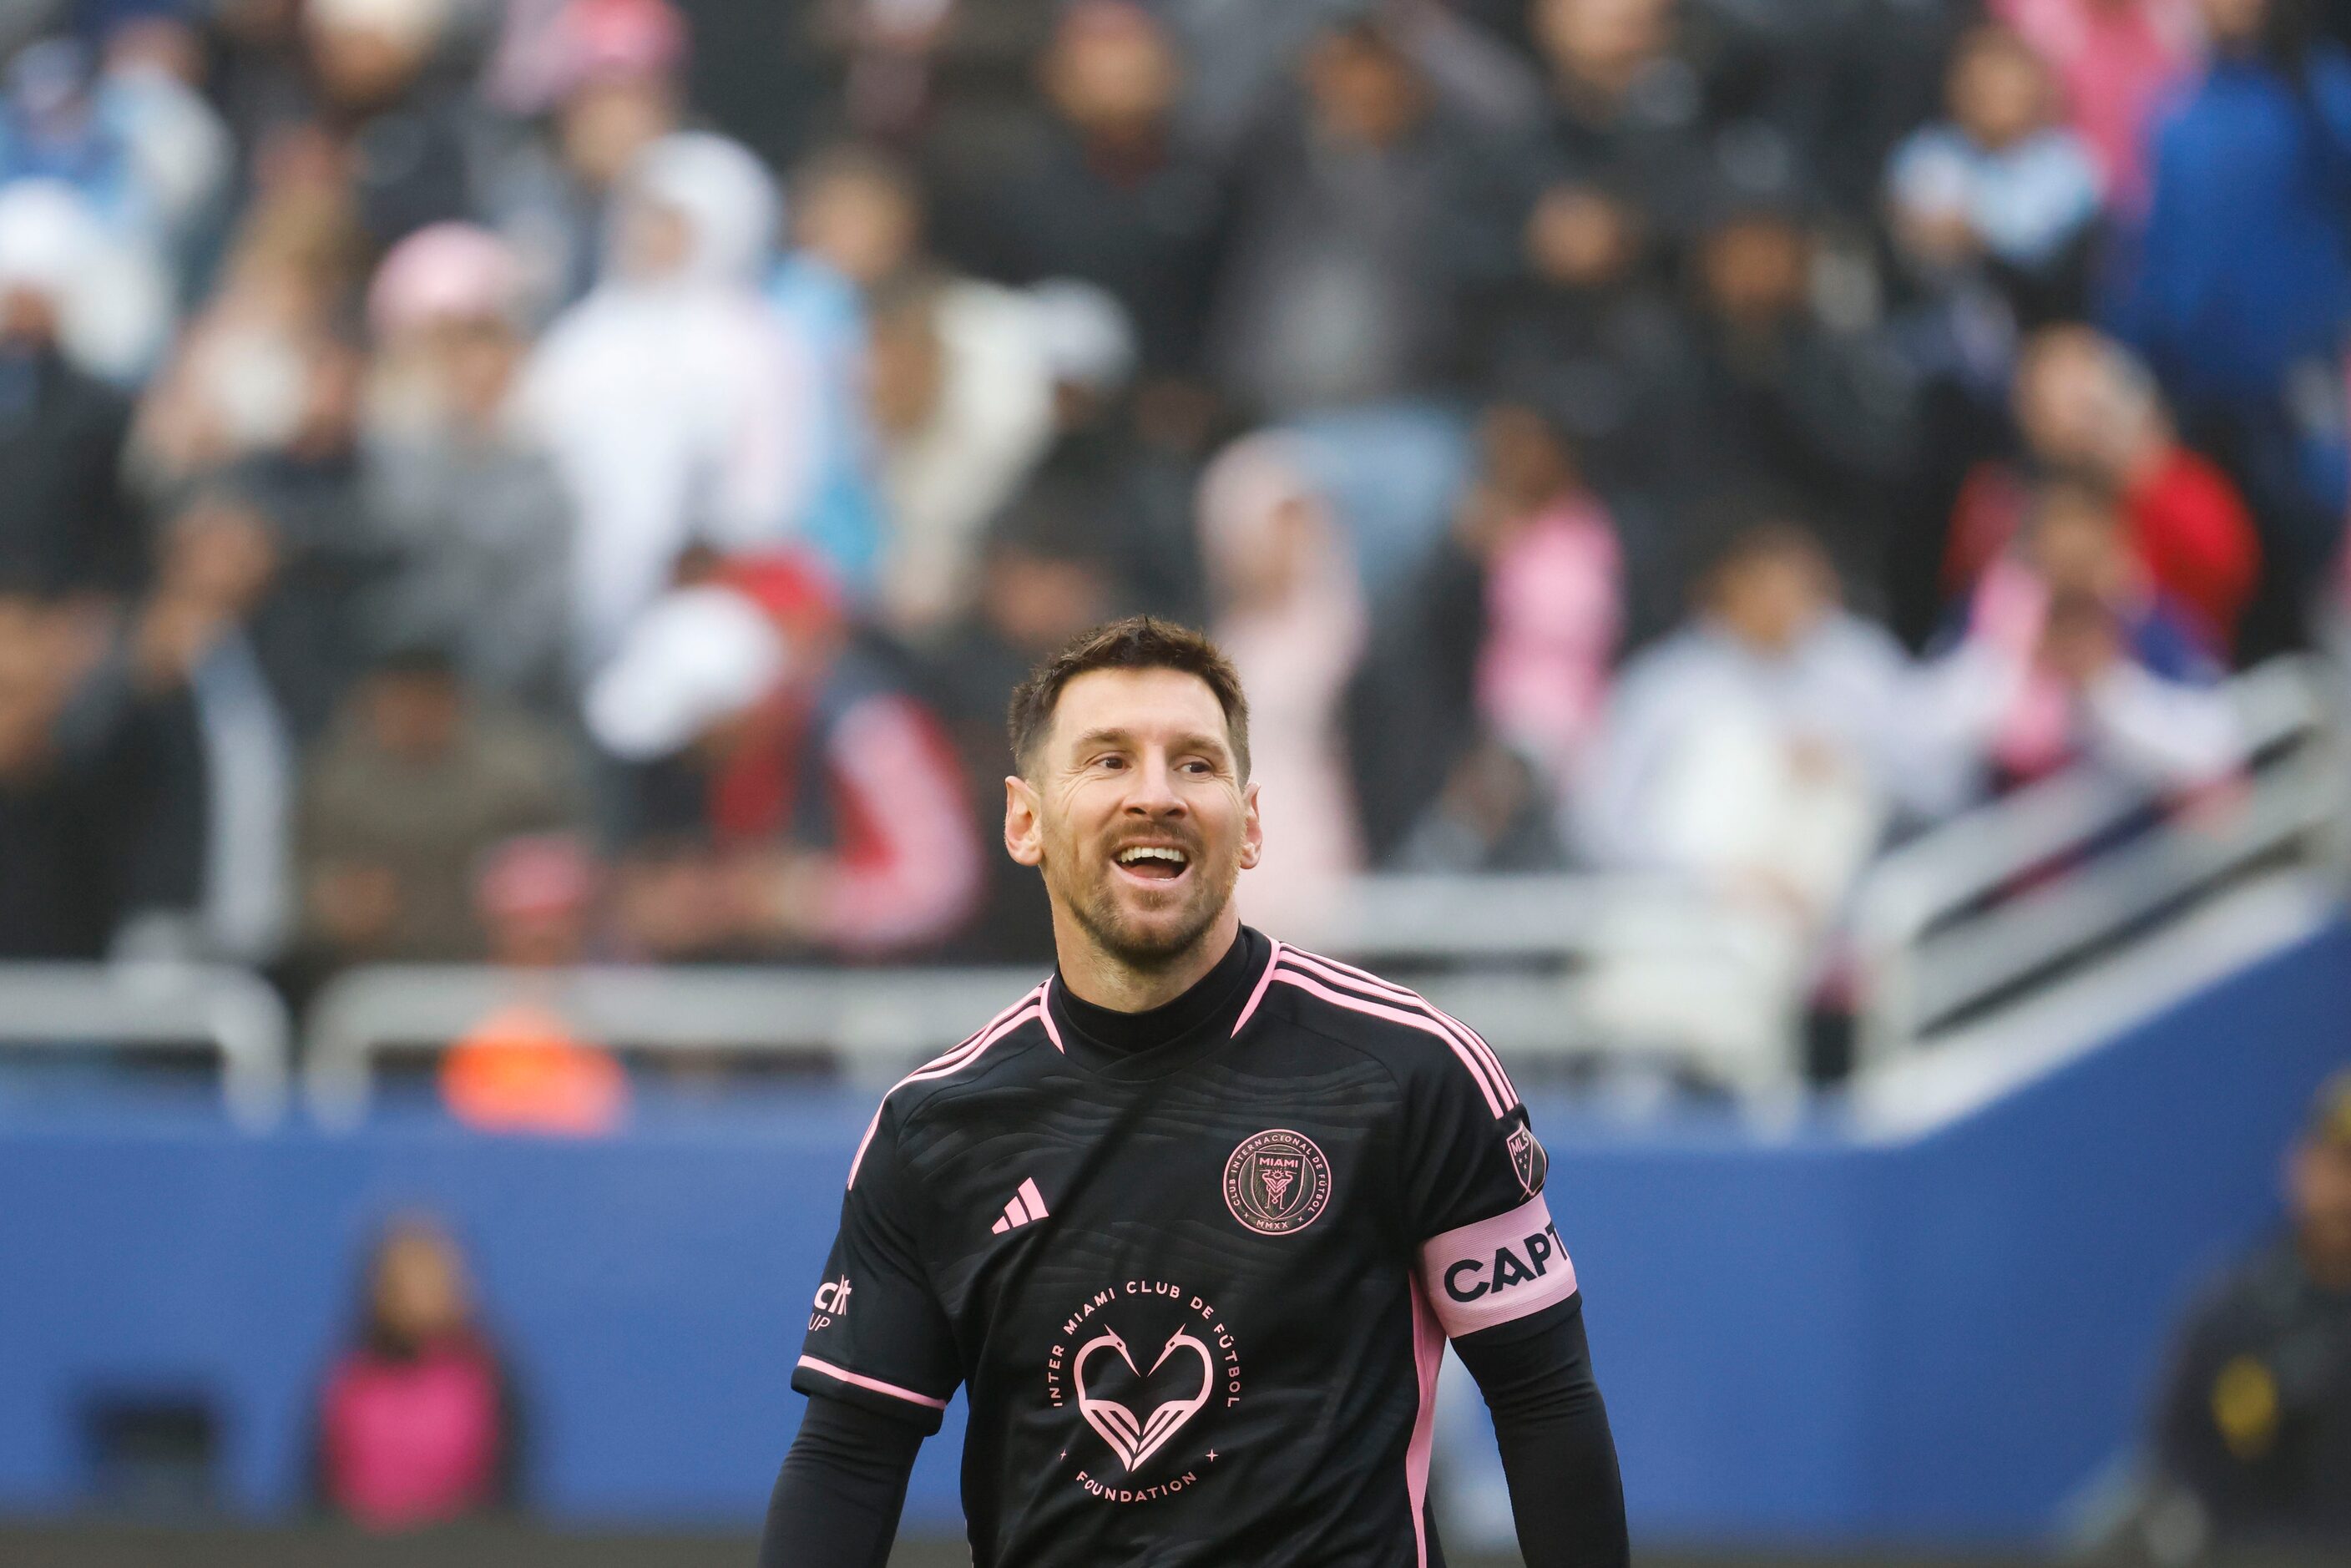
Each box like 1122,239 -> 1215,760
0,0 -> 2341,990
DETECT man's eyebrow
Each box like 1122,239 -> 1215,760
1067,727 -> 1232,760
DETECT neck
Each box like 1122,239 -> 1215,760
1052,903 -> 1243,1013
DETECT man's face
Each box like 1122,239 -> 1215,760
1007,667 -> 1260,969
2293,1139 -> 2351,1278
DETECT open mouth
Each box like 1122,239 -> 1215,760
1112,844 -> 1191,885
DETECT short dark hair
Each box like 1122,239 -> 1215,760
1007,616 -> 1251,779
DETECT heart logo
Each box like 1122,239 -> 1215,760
1074,1324 -> 1214,1473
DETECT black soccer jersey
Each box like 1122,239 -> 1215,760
791,926 -> 1580,1566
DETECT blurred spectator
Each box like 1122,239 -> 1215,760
1462,168 -> 1694,526
1518,0 -> 1714,253
1571,520 -> 1918,1085
523,131 -> 820,672
1991,0 -> 2199,215
2149,1069 -> 2351,1546
924,485 -> 1124,961
315,1217 -> 523,1528
0,185 -> 141,598
1204,17 -> 1482,417
439,834 -> 628,1135
1574,520 -> 1916,900
932,0 -> 1222,380
0,586 -> 129,958
2116,0 -> 2351,593
361,223 -> 574,715
52,496 -> 296,964
765,141 -> 923,599
302,0 -> 476,250
484,0 -> 688,316
98,18 -> 236,277
131,169 -> 366,497
1665,180 -> 1914,594
1460,404 -> 1624,789
1012,274 -> 1207,620
1357,403 -> 1617,867
0,23 -> 234,294
1196,432 -> 1363,933
298,645 -> 584,965
1948,325 -> 2261,655
129,184 -> 387,748
866,266 -> 1055,642
475,832 -> 599,969
1917,477 -> 2242,799
0,169 -> 169,387
588,557 -> 981,957
1886,23 -> 2103,326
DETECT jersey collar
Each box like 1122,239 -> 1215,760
1049,926 -> 1270,1075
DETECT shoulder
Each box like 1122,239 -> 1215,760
847,979 -> 1059,1187
1255,943 -> 1521,1121
2183,1234 -> 2308,1334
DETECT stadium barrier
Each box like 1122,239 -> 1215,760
0,961 -> 290,1128
297,873 -> 1757,1124
1852,656 -> 2347,1065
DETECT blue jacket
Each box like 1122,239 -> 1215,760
2116,48 -> 2351,408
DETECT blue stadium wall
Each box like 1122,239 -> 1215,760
1,918 -> 2346,1545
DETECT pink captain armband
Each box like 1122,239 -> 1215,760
1417,1193 -> 1580,1338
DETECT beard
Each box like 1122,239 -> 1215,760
1044,822 -> 1241,974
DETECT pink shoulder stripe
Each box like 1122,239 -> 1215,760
847,985 -> 1045,1188
1230,938 -> 1286,1036
1271,969 -> 1507,1118
1287,947 -> 1518,1104
796,1354 -> 950,1411
1038,978 -> 1064,1052
1281,948 -> 1518,1108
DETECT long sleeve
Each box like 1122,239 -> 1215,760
1453,1296 -> 1630,1568
756,1394 -> 927,1568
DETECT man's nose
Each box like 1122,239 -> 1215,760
1124,753 -> 1188,817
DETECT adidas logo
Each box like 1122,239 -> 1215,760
990,1177 -> 1050,1235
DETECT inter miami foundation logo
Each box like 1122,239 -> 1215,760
1222,1129 -> 1332,1236
1045,1280 -> 1244,1505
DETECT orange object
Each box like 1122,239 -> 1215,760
440,1004 -> 628,1136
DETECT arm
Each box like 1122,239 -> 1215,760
1454,1295 -> 1628,1568
1398,1039 -> 1627,1568
757,1395 -> 926,1568
2078,662 -> 2242,787
772,1095 -> 960,1550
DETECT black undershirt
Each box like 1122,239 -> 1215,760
759,929 -> 1628,1566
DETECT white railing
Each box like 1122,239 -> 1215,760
300,873 -> 1753,1124
0,961 -> 291,1128
1850,657 -> 2347,1066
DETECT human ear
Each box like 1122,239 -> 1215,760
1238,780 -> 1263,871
1004,774 -> 1044,867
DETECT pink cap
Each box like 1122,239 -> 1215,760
476,833 -> 599,918
552,0 -> 686,93
367,222 -> 523,341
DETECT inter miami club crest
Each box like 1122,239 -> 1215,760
1506,1123 -> 1548,1196
1222,1129 -> 1331,1236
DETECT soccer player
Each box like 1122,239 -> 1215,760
759,618 -> 1627,1565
